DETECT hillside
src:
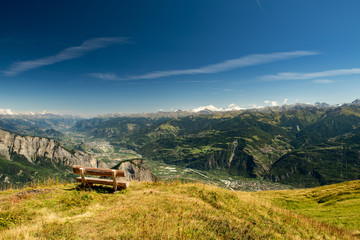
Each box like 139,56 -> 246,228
0,180 -> 359,239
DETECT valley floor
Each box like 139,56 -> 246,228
0,180 -> 359,239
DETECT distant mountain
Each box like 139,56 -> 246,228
0,113 -> 82,139
72,100 -> 360,187
314,102 -> 331,107
352,98 -> 360,105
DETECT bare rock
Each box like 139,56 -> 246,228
0,129 -> 106,168
116,159 -> 156,182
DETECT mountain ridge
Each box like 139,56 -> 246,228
0,129 -> 107,184
71,101 -> 360,187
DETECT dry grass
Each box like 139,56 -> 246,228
255,180 -> 360,236
0,180 -> 359,239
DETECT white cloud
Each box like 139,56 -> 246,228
264,100 -> 278,106
262,68 -> 360,81
191,103 -> 243,112
0,109 -> 63,116
249,104 -> 264,109
89,50 -> 319,81
4,37 -> 128,76
227,103 -> 243,110
192,105 -> 220,112
313,79 -> 335,84
0,109 -> 14,115
264,99 -> 289,106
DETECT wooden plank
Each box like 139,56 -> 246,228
73,165 -> 125,177
76,177 -> 129,189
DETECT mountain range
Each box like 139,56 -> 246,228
1,99 -> 360,188
72,99 -> 360,187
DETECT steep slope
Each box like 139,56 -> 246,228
292,106 -> 360,147
0,129 -> 106,184
138,114 -> 293,177
267,128 -> 360,187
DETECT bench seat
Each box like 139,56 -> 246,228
76,177 -> 129,188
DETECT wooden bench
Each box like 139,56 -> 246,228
73,165 -> 129,191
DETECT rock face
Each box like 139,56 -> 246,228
0,129 -> 105,168
116,159 -> 156,182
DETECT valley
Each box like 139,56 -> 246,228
1,100 -> 360,190
70,101 -> 360,188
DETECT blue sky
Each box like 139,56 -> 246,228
1,0 -> 360,115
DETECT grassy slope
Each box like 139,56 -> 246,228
257,180 -> 360,232
0,181 -> 359,239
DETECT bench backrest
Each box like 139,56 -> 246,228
73,165 -> 125,177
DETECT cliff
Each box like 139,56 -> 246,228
0,129 -> 107,184
0,129 -> 106,168
114,159 -> 156,182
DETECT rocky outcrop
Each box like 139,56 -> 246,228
115,159 -> 156,182
0,129 -> 106,168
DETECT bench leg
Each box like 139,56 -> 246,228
112,170 -> 117,191
80,168 -> 86,187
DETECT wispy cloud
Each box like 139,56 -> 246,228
313,79 -> 335,84
175,80 -> 219,83
256,0 -> 265,13
87,73 -> 120,81
3,37 -> 128,76
88,50 -> 318,81
222,88 -> 232,92
262,68 -> 360,81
